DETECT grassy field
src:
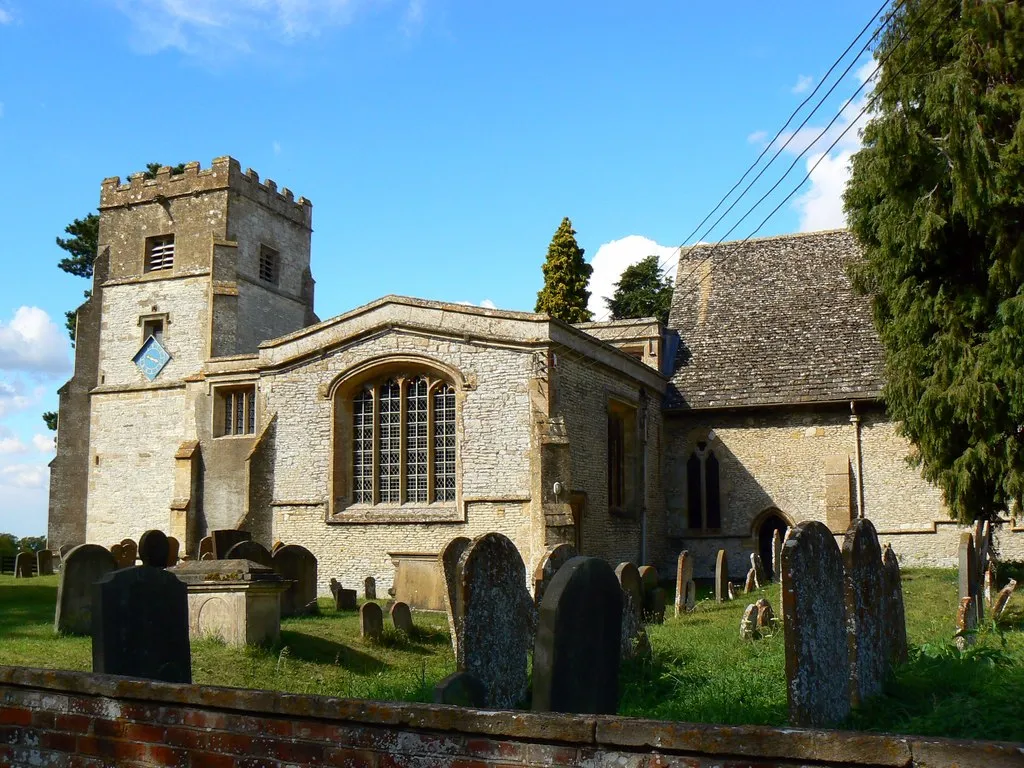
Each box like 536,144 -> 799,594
0,569 -> 1021,741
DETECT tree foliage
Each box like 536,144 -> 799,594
535,217 -> 593,323
55,213 -> 99,279
604,255 -> 673,325
844,0 -> 1024,522
42,412 -> 57,431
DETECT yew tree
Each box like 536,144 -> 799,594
604,255 -> 673,325
535,217 -> 593,323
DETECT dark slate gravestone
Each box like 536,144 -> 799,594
329,579 -> 358,610
782,520 -> 850,728
456,532 -> 534,709
439,536 -> 472,657
36,549 -> 54,576
198,536 -> 214,560
532,543 -> 577,610
364,576 -> 377,600
881,545 -> 909,666
273,544 -> 318,617
225,540 -> 273,568
14,551 -> 33,578
391,601 -> 414,633
212,529 -> 251,560
533,556 -> 623,714
843,518 -> 887,708
674,550 -> 694,618
92,529 -> 191,683
434,671 -> 486,707
166,537 -> 180,567
360,602 -> 383,640
715,550 -> 729,602
120,538 -> 138,566
56,545 -> 118,635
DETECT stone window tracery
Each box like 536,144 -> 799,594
687,440 -> 721,531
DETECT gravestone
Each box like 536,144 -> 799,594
391,601 -> 414,633
684,580 -> 696,613
881,545 -> 909,666
958,532 -> 981,625
92,529 -> 191,683
740,604 -> 757,640
955,596 -> 976,651
360,602 -> 383,640
272,541 -> 284,554
782,520 -> 850,728
110,543 -> 130,569
638,565 -> 658,595
200,552 -> 215,561
993,579 -> 1017,618
772,529 -> 783,582
615,563 -> 643,624
364,576 -> 377,600
842,518 -> 887,708
273,544 -> 318,617
434,671 -> 486,707
58,544 -> 71,560
14,551 -> 33,578
36,549 -> 54,576
727,582 -> 736,600
755,597 -> 774,631
743,568 -> 755,594
198,536 -> 213,560
119,538 -> 138,566
645,587 -> 666,624
715,550 -> 729,602
778,527 -> 795,620
212,529 -> 251,560
329,578 -> 358,610
751,553 -> 766,588
533,556 -> 623,714
533,543 -> 577,610
674,551 -> 694,617
456,532 -> 533,709
225,540 -> 273,568
619,591 -> 647,660
166,537 -> 180,567
439,536 -> 472,657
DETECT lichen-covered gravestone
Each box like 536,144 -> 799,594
740,604 -> 757,640
36,549 -> 54,576
211,529 -> 251,560
533,556 -> 623,714
959,532 -> 981,625
360,602 -> 383,640
715,550 -> 729,602
55,545 -> 117,635
456,532 -> 534,709
272,544 -> 318,617
751,553 -> 766,588
364,576 -> 377,600
92,530 -> 191,683
391,601 -> 413,633
225,540 -> 273,568
993,579 -> 1017,618
782,520 -> 850,728
743,568 -> 756,594
755,597 -> 774,631
615,562 -> 645,657
532,543 -> 577,610
881,545 -> 908,666
439,536 -> 472,657
843,518 -> 887,708
955,596 -> 977,651
674,551 -> 694,617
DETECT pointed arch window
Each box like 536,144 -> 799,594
687,440 -> 722,531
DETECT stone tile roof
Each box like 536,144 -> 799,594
665,229 -> 885,410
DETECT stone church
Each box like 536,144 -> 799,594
47,157 -> 1024,598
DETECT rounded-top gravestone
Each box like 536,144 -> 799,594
439,536 -> 472,657
360,602 -> 383,640
225,540 -> 273,568
843,518 -> 886,708
273,544 -> 318,617
881,545 -> 908,666
715,550 -> 730,602
391,601 -> 413,633
165,536 -> 180,567
54,544 -> 118,635
139,529 -> 170,568
120,538 -> 138,565
614,562 -> 643,623
533,543 -> 577,609
637,565 -> 658,595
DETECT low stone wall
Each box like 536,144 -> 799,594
0,667 -> 1019,767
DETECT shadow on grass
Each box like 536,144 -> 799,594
275,630 -> 388,673
0,583 -> 57,634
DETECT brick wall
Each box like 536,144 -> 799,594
0,666 -> 1017,768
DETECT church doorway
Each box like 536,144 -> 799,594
756,509 -> 789,581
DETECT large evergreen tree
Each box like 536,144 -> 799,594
604,255 -> 673,325
535,217 -> 593,323
844,0 -> 1024,522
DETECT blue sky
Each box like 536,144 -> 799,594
0,0 -> 881,537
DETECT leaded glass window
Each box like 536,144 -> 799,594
433,384 -> 456,502
352,388 -> 374,504
406,377 -> 428,502
378,380 -> 402,503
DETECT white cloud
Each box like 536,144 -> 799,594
0,380 -> 41,419
401,0 -> 424,36
747,130 -> 767,145
791,74 -> 813,94
0,463 -> 46,489
0,306 -> 71,376
479,299 -> 496,310
0,436 -> 26,455
587,236 -> 681,321
32,433 -> 54,453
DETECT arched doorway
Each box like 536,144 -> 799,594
754,509 -> 790,581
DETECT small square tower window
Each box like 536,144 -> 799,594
145,235 -> 175,272
259,245 -> 279,284
142,318 -> 164,343
215,385 -> 257,437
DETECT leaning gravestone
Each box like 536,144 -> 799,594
740,604 -> 757,640
439,536 -> 472,657
165,537 -> 180,567
360,602 -> 383,640
391,601 -> 414,633
755,597 -> 774,631
532,543 -> 577,610
92,529 -> 191,683
225,540 -> 273,568
743,568 -> 756,594
273,544 -> 318,617
533,556 -> 623,714
843,518 -> 887,708
364,576 -> 377,600
212,529 -> 251,560
958,532 -> 981,625
57,545 -> 118,634
715,550 -> 729,602
329,578 -> 358,610
14,551 -> 33,578
751,553 -> 766,588
36,549 -> 54,576
674,550 -> 694,617
993,579 -> 1017,618
881,545 -> 909,666
456,532 -> 533,709
782,520 -> 850,728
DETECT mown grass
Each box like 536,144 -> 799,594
0,570 -> 1022,741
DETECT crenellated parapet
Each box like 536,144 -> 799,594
99,156 -> 312,228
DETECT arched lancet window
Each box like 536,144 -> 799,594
434,384 -> 456,502
686,440 -> 722,531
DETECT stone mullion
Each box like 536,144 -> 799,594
371,384 -> 380,505
398,377 -> 408,505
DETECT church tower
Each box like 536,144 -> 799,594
47,158 -> 315,551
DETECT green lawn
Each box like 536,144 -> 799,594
0,569 -> 1021,741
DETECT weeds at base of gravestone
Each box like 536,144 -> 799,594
275,645 -> 291,674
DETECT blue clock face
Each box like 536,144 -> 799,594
132,336 -> 171,381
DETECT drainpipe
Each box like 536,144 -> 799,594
850,400 -> 865,519
639,392 -> 649,565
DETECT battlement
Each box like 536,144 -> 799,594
100,156 -> 312,228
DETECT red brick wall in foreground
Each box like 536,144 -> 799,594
0,666 -> 1019,768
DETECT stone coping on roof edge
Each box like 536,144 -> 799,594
1,666 -> 1022,766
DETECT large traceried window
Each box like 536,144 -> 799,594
345,374 -> 457,506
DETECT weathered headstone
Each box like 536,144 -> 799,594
993,579 -> 1017,618
751,553 -> 766,588
533,556 -> 623,714
58,544 -> 71,560
14,551 -> 33,578
684,580 -> 696,613
329,578 -> 358,610
439,536 -> 472,657
391,601 -> 413,633
638,565 -> 658,595
959,532 -> 981,625
212,529 -> 251,560
36,549 -> 54,576
434,671 -> 486,707
615,561 -> 644,655
615,563 -> 643,622
364,576 -> 377,600
56,545 -> 118,635
456,532 -> 533,709
740,603 -> 757,640
272,541 -> 284,554
715,550 -> 729,602
782,520 -> 850,728
772,529 -> 784,582
198,536 -> 213,560
200,552 -> 215,561
984,562 -> 994,607
225,540 -> 273,568
533,543 -> 577,610
743,568 -> 756,594
165,537 -> 180,567
843,518 -> 887,708
881,545 -> 909,666
119,538 -> 138,566
645,587 -> 666,624
110,543 -> 130,569
272,544 -> 318,617
360,602 -> 383,640
92,529 -> 191,683
727,582 -> 736,600
755,597 -> 774,631
955,596 -> 977,651
674,550 -> 694,617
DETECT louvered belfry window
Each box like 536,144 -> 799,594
145,235 -> 175,272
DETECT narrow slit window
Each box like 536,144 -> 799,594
145,235 -> 175,272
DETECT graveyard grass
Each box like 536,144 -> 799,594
1,570 -> 1022,742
